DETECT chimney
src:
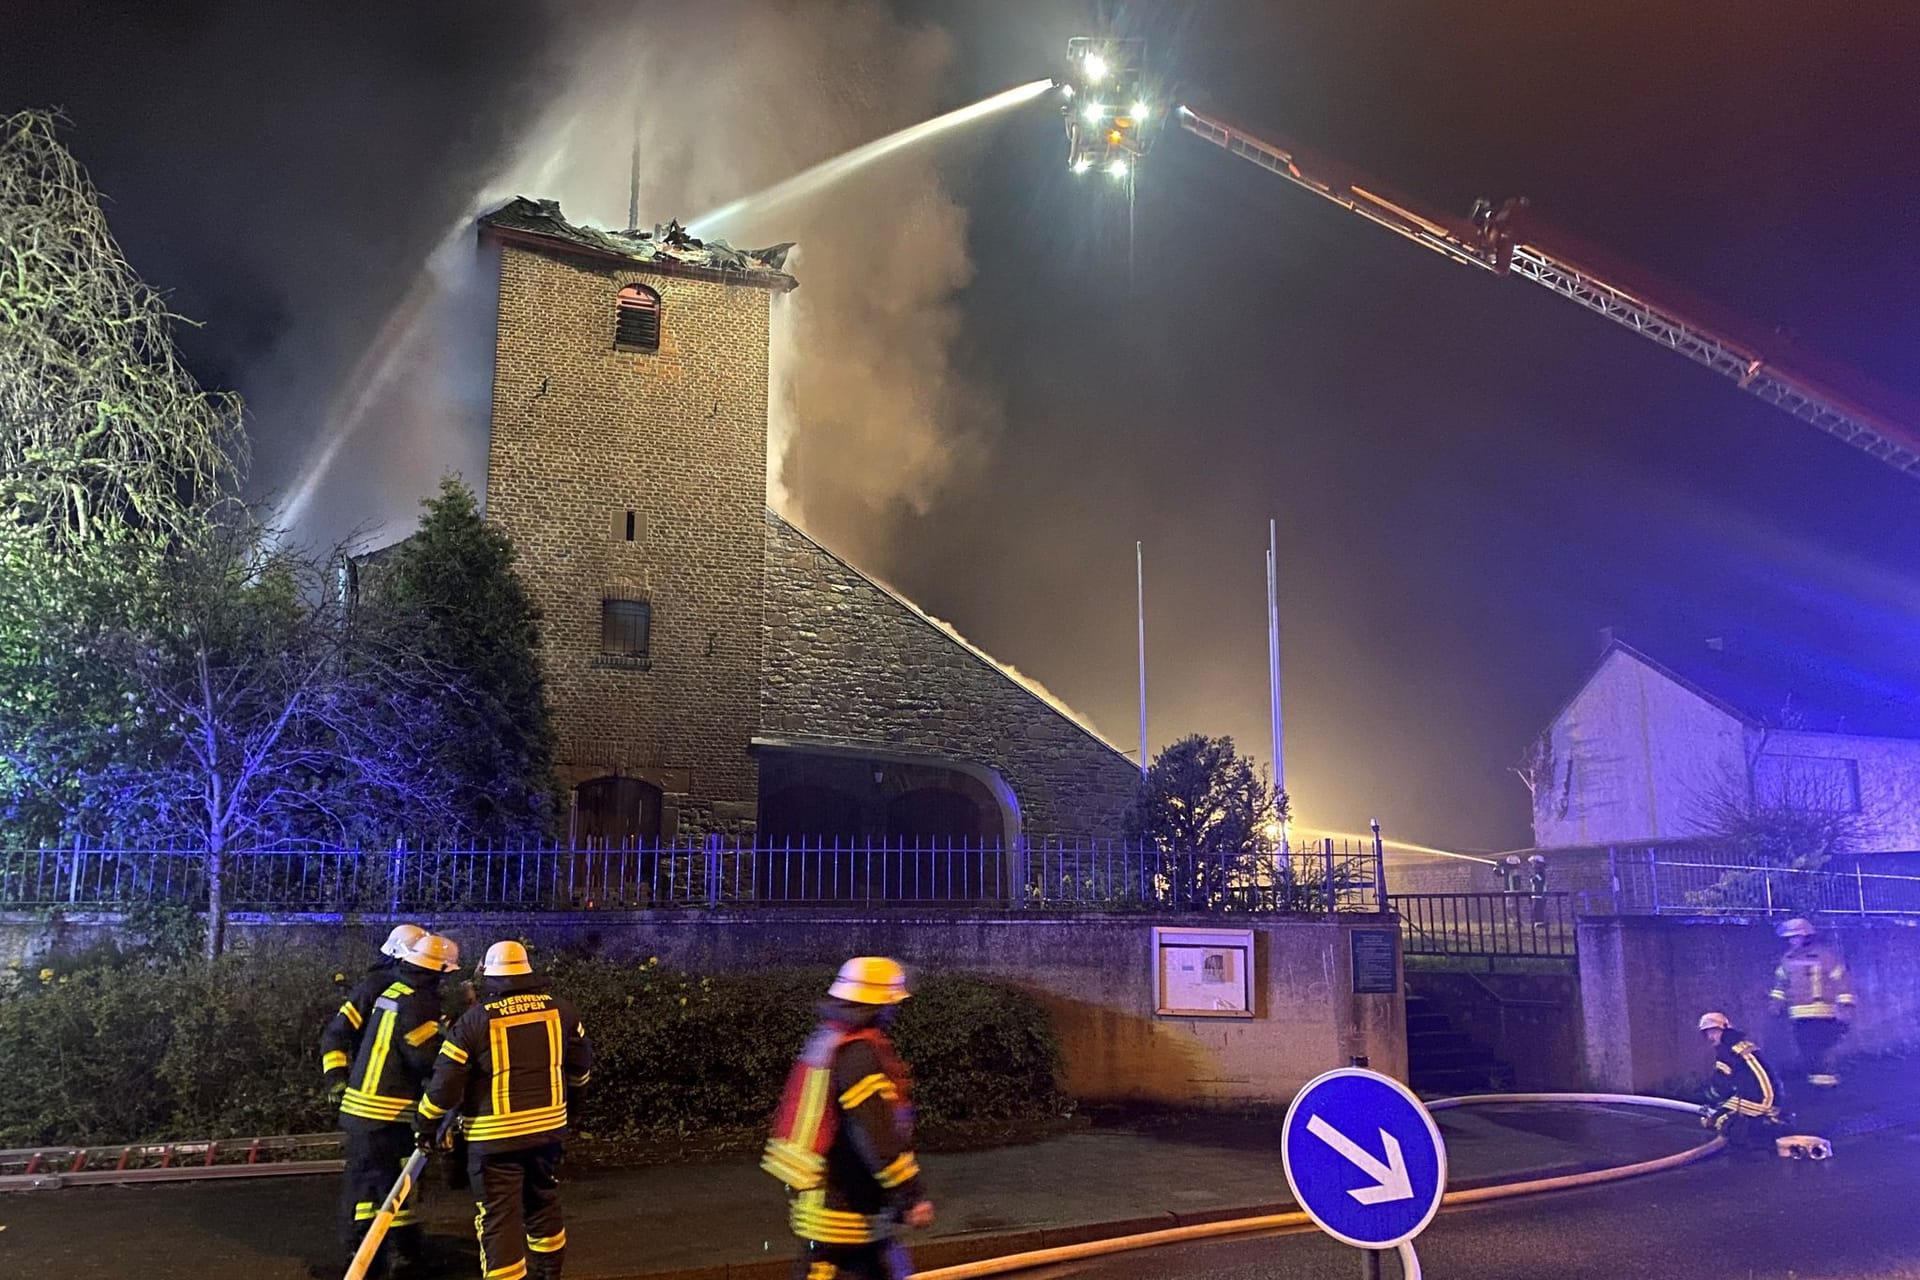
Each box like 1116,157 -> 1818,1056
1598,625 -> 1620,655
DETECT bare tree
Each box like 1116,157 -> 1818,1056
97,522 -> 461,956
1686,759 -> 1874,914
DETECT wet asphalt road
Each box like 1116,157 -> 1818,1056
1012,1120 -> 1920,1280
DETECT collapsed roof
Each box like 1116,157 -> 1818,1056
479,197 -> 797,291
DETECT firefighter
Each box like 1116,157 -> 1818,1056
1697,1011 -> 1784,1148
322,924 -> 429,1108
336,932 -> 461,1279
763,957 -> 934,1280
419,941 -> 591,1280
1769,917 -> 1855,1088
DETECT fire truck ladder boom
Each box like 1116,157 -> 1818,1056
1176,105 -> 1920,481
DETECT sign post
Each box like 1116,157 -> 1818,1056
1282,1067 -> 1447,1278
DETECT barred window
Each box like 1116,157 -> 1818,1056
600,598 -> 652,660
615,284 -> 661,351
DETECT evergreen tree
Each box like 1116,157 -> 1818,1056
363,477 -> 559,843
1126,734 -> 1289,909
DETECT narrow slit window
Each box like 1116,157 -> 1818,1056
615,284 -> 661,351
624,510 -> 636,542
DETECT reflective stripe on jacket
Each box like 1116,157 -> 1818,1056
763,1010 -> 921,1244
340,974 -> 444,1128
420,974 -> 591,1153
1708,1036 -> 1781,1120
1770,941 -> 1855,1020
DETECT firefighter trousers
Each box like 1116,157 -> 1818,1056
792,1237 -> 912,1280
470,1141 -> 566,1280
1792,1016 -> 1845,1086
341,1124 -> 422,1278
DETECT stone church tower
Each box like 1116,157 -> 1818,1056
480,201 -> 793,843
477,199 -> 1138,857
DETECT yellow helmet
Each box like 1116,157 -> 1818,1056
1778,917 -> 1816,939
1698,1011 -> 1731,1032
404,934 -> 462,973
381,923 -> 428,960
480,940 -> 533,977
829,956 -> 910,1005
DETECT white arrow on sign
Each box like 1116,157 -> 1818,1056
1306,1113 -> 1414,1205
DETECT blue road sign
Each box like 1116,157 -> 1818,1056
1281,1067 -> 1447,1249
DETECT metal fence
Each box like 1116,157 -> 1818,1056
1609,846 -> 1920,918
0,835 -> 1386,915
1388,892 -> 1579,960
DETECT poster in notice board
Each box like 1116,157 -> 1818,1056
1350,927 -> 1399,995
1153,926 -> 1254,1017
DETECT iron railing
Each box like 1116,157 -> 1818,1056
0,835 -> 1387,915
1389,892 -> 1579,960
1608,846 -> 1920,918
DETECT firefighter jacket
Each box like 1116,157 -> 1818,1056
320,959 -> 400,1082
1770,941 -> 1856,1020
419,973 -> 591,1154
1706,1032 -> 1781,1122
337,967 -> 446,1130
762,1004 -> 923,1245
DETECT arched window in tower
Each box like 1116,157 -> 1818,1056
615,283 -> 661,351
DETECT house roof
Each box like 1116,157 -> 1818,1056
479,198 -> 798,292
1579,639 -> 1920,740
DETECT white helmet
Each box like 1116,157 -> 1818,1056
1778,917 -> 1816,939
381,924 -> 428,960
404,934 -> 462,973
1698,1011 -> 1732,1032
480,941 -> 533,977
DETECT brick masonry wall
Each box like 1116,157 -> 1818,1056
762,512 -> 1141,836
486,242 -> 773,835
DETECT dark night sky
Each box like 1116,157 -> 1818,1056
7,1 -> 1920,852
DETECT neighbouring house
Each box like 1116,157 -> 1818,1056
464,198 -> 1138,852
1520,638 -> 1920,852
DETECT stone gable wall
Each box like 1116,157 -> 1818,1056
761,512 -> 1139,836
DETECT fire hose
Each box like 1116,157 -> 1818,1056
915,1093 -> 1724,1280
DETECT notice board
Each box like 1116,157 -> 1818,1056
1153,925 -> 1254,1018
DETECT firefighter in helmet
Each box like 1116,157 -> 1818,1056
419,941 -> 592,1280
1769,917 -> 1855,1088
322,924 -> 429,1107
764,957 -> 933,1280
1697,1011 -> 1784,1148
335,932 -> 461,1278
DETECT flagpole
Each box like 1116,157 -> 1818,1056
1137,541 -> 1148,778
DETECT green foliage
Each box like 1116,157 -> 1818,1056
358,478 -> 560,842
1127,734 -> 1289,908
0,948 -> 1066,1147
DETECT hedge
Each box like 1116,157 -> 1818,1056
0,943 -> 1067,1147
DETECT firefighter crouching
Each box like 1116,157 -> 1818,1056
1770,916 -> 1855,1088
322,924 -> 429,1110
330,932 -> 461,1278
764,957 -> 934,1280
419,941 -> 592,1280
1697,1011 -> 1784,1148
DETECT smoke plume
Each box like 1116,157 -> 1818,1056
285,0 -> 1001,562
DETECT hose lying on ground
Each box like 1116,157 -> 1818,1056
917,1093 -> 1725,1280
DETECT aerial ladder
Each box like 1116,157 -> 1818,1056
1170,104 -> 1920,481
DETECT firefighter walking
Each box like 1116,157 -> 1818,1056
1769,916 -> 1856,1088
1697,1011 -> 1784,1148
419,941 -> 591,1280
763,957 -> 934,1280
328,931 -> 461,1278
